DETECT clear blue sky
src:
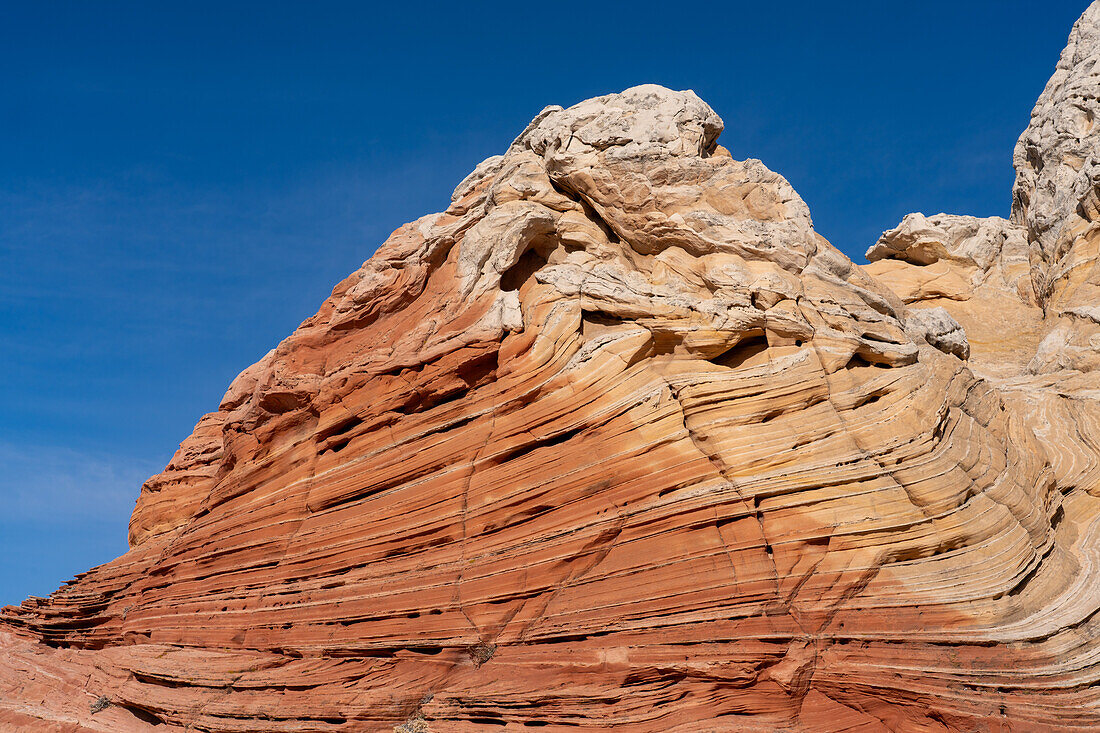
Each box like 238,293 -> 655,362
0,0 -> 1087,606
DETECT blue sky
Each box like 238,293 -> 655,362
0,0 -> 1087,605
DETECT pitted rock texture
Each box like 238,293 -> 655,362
1013,0 -> 1100,297
7,11 -> 1100,731
1011,1 -> 1100,376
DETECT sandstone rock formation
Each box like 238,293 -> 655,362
7,6 -> 1100,731
863,212 -> 1040,378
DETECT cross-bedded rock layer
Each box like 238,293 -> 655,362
7,6 -> 1100,731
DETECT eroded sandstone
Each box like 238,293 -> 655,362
5,9 -> 1100,732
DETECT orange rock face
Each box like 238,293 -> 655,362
7,10 -> 1100,730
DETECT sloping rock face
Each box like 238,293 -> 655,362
861,0 -> 1100,543
7,8 -> 1100,731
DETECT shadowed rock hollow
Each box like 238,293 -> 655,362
6,6 -> 1100,731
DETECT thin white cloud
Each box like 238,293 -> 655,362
0,442 -> 160,521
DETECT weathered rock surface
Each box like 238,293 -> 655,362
1012,0 -> 1100,376
862,213 -> 1038,376
7,7 -> 1100,730
1013,1 -> 1100,302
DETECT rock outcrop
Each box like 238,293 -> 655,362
1012,0 -> 1100,375
7,7 -> 1100,731
863,212 -> 1042,379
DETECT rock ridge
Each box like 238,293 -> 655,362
4,13 -> 1100,733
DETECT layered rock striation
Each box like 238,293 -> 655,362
7,7 -> 1100,731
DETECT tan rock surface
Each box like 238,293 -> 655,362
7,8 -> 1100,730
862,212 -> 1041,378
